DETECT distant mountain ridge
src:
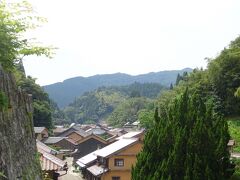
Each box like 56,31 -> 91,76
43,68 -> 192,108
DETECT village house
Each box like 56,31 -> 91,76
115,131 -> 144,141
76,149 -> 100,170
66,131 -> 88,142
108,128 -> 128,137
56,124 -> 116,143
123,121 -> 140,130
37,140 -> 64,160
76,130 -> 144,180
37,140 -> 65,179
52,126 -> 68,136
73,134 -> 108,163
57,126 -> 90,139
34,127 -> 49,141
43,137 -> 77,151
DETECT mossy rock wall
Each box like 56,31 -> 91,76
0,66 -> 42,180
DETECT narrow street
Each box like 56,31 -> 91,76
58,157 -> 84,180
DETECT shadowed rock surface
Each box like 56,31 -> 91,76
0,66 -> 42,180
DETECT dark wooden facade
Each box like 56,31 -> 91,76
73,137 -> 107,163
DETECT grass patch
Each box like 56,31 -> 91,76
227,117 -> 240,153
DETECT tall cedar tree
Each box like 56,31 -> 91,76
132,89 -> 233,180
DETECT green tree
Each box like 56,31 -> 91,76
18,76 -> 53,129
0,1 -> 53,71
130,90 -> 141,98
208,36 -> 240,116
137,109 -> 155,129
132,89 -> 233,180
235,87 -> 240,98
0,1 -> 55,129
107,97 -> 152,127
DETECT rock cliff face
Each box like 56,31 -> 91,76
0,66 -> 42,180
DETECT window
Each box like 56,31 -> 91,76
112,177 -> 120,180
114,159 -> 124,167
99,157 -> 104,163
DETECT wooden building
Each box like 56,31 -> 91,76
34,127 -> 49,141
77,131 -> 144,180
57,126 -> 89,138
52,126 -> 68,136
73,134 -> 108,163
43,137 -> 77,151
67,131 -> 87,142
37,140 -> 65,179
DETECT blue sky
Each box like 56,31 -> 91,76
20,0 -> 240,85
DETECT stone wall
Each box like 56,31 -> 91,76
0,66 -> 42,180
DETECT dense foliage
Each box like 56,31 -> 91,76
228,118 -> 240,153
63,83 -> 161,125
17,75 -> 53,129
207,37 -> 240,116
158,37 -> 240,118
0,1 -> 54,129
107,82 -> 165,98
133,36 -> 240,179
107,97 -> 154,127
63,88 -> 125,124
132,90 -> 233,179
0,1 -> 53,71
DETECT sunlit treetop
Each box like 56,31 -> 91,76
0,0 -> 55,71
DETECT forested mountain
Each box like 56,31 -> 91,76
133,36 -> 240,179
62,82 -> 163,125
44,68 -> 192,108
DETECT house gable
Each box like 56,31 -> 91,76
73,136 -> 107,162
76,134 -> 108,145
68,131 -> 84,142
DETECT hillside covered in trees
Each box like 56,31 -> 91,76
44,68 -> 192,108
133,36 -> 240,179
62,82 -> 164,125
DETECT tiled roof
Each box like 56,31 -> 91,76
86,128 -> 106,135
39,149 -> 65,171
73,127 -> 90,137
34,127 -> 46,134
37,142 -> 65,171
73,130 -> 90,137
116,130 -> 144,140
108,128 -> 128,136
57,127 -> 89,137
87,165 -> 108,176
95,138 -> 139,158
53,127 -> 68,134
75,134 -> 107,145
65,138 -> 78,145
76,150 -> 98,167
43,137 -> 66,144
36,140 -> 58,155
43,137 -> 77,145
